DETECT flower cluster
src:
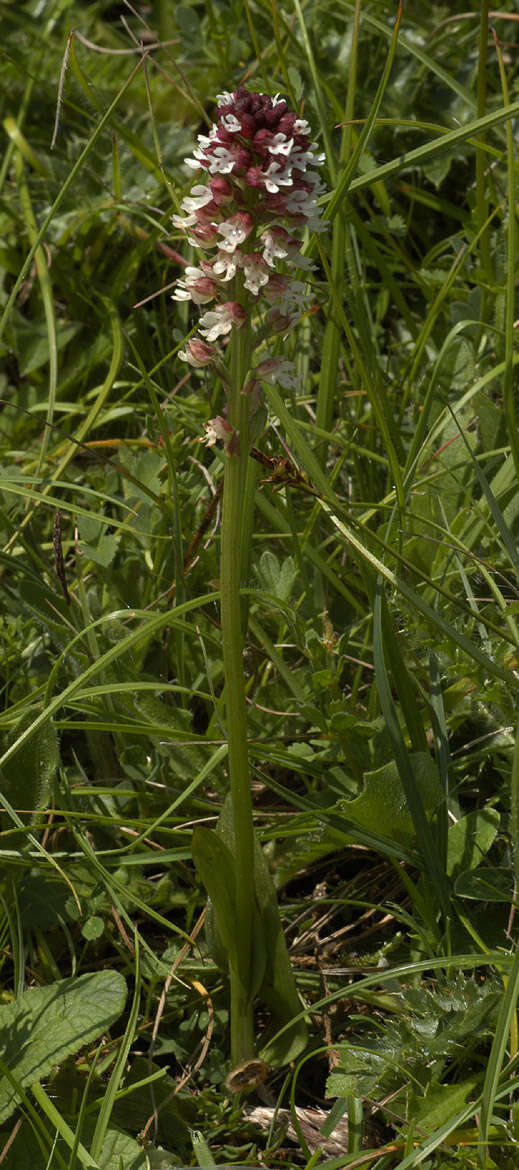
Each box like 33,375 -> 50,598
173,88 -> 326,362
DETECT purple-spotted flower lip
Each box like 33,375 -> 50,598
200,414 -> 240,455
198,301 -> 248,341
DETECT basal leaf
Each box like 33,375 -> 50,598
192,827 -> 239,974
198,800 -> 306,1062
199,803 -> 267,997
253,837 -> 307,1065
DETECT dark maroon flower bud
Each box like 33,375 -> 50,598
210,176 -> 234,203
239,113 -> 257,138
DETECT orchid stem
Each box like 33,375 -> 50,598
220,315 -> 255,1064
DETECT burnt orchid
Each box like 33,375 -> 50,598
175,89 -> 325,1070
173,87 -> 326,424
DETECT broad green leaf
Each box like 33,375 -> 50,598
0,1120 -> 66,1170
204,800 -> 267,997
1,711 -> 59,834
269,819 -> 347,889
192,827 -> 239,974
409,1079 -> 479,1135
474,388 -> 504,450
326,1050 -> 385,1100
202,899 -> 229,973
146,1149 -> 186,1168
81,533 -> 119,568
253,836 -> 308,1065
81,915 -> 104,941
447,809 -> 500,878
0,970 -> 127,1123
256,551 -> 297,602
175,4 -> 201,43
287,65 -> 303,103
7,311 -> 82,375
0,1116 -> 151,1169
18,871 -> 75,929
125,450 -> 164,502
95,1127 -> 148,1169
80,515 -> 119,568
422,149 -> 456,188
204,799 -> 306,1062
454,867 -> 514,902
131,697 -> 209,776
341,753 -> 442,847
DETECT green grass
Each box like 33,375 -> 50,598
1,0 -> 519,1166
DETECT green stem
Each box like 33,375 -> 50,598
220,317 -> 255,1064
494,29 -> 519,484
476,0 -> 493,288
315,0 -> 360,453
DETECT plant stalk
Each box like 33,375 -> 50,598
220,315 -> 255,1064
476,0 -> 492,288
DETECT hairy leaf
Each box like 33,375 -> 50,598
0,971 -> 127,1124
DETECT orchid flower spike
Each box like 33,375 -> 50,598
173,88 -> 326,372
